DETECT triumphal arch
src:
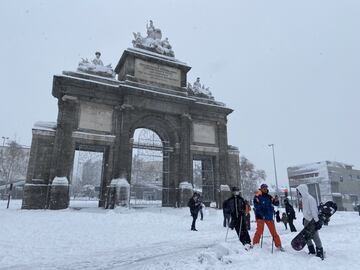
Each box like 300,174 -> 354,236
22,21 -> 240,209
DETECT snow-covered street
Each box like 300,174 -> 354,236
1,200 -> 359,270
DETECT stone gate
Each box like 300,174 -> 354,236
22,22 -> 240,209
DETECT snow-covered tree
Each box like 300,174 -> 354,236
239,156 -> 266,201
0,140 -> 28,191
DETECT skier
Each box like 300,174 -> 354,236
252,183 -> 284,251
296,184 -> 324,259
188,192 -> 202,231
284,198 -> 297,232
226,187 -> 252,250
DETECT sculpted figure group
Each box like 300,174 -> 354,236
132,20 -> 175,57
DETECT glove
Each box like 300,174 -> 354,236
315,220 -> 323,231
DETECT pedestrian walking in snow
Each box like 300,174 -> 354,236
198,193 -> 204,220
245,200 -> 251,230
225,187 -> 252,249
296,184 -> 324,259
273,195 -> 280,207
222,198 -> 231,227
253,183 -> 284,251
298,200 -> 303,212
284,198 -> 297,232
200,202 -> 205,220
281,213 -> 288,230
188,192 -> 202,231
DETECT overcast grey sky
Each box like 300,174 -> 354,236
1,0 -> 359,188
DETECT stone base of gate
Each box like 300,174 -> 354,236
217,184 -> 231,209
106,178 -> 130,209
49,177 -> 70,210
179,182 -> 193,207
21,182 -> 48,209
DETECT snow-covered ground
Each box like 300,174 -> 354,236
1,200 -> 359,270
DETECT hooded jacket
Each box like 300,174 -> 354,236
296,184 -> 319,222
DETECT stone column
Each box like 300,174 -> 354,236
173,113 -> 191,207
216,120 -> 229,207
179,113 -> 192,182
217,120 -> 229,187
22,133 -> 55,209
112,104 -> 134,180
49,96 -> 78,209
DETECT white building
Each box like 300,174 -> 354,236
287,161 -> 360,211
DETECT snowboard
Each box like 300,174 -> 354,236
291,201 -> 337,251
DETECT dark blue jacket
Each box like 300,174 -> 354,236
253,191 -> 274,220
225,195 -> 246,221
188,197 -> 201,216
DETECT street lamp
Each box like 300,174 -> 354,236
268,143 -> 279,196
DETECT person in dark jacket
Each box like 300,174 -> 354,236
225,187 -> 252,249
252,183 -> 284,251
222,199 -> 231,227
245,200 -> 251,230
284,198 -> 297,232
273,195 -> 281,223
281,212 -> 288,230
188,192 -> 202,231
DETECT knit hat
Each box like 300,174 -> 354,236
260,183 -> 268,189
231,186 -> 240,192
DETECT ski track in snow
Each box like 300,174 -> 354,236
1,201 -> 360,270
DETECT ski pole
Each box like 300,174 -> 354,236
238,215 -> 243,242
272,213 -> 275,253
260,233 -> 263,248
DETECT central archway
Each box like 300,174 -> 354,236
128,115 -> 180,207
130,128 -> 166,207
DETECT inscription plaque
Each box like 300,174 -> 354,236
192,122 -> 216,144
79,102 -> 113,132
134,58 -> 181,87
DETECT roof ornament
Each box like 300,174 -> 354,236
132,20 -> 175,57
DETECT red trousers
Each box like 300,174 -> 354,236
253,219 -> 282,248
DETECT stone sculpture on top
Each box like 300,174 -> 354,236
132,20 -> 175,57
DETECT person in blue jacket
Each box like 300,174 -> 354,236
252,183 -> 284,251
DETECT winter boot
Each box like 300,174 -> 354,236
316,247 -> 324,260
308,245 -> 316,255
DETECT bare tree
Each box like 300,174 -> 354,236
239,156 -> 266,201
0,140 -> 28,195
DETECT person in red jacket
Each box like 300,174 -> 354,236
252,183 -> 284,251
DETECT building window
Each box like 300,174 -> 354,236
340,176 -> 344,182
357,175 -> 360,180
